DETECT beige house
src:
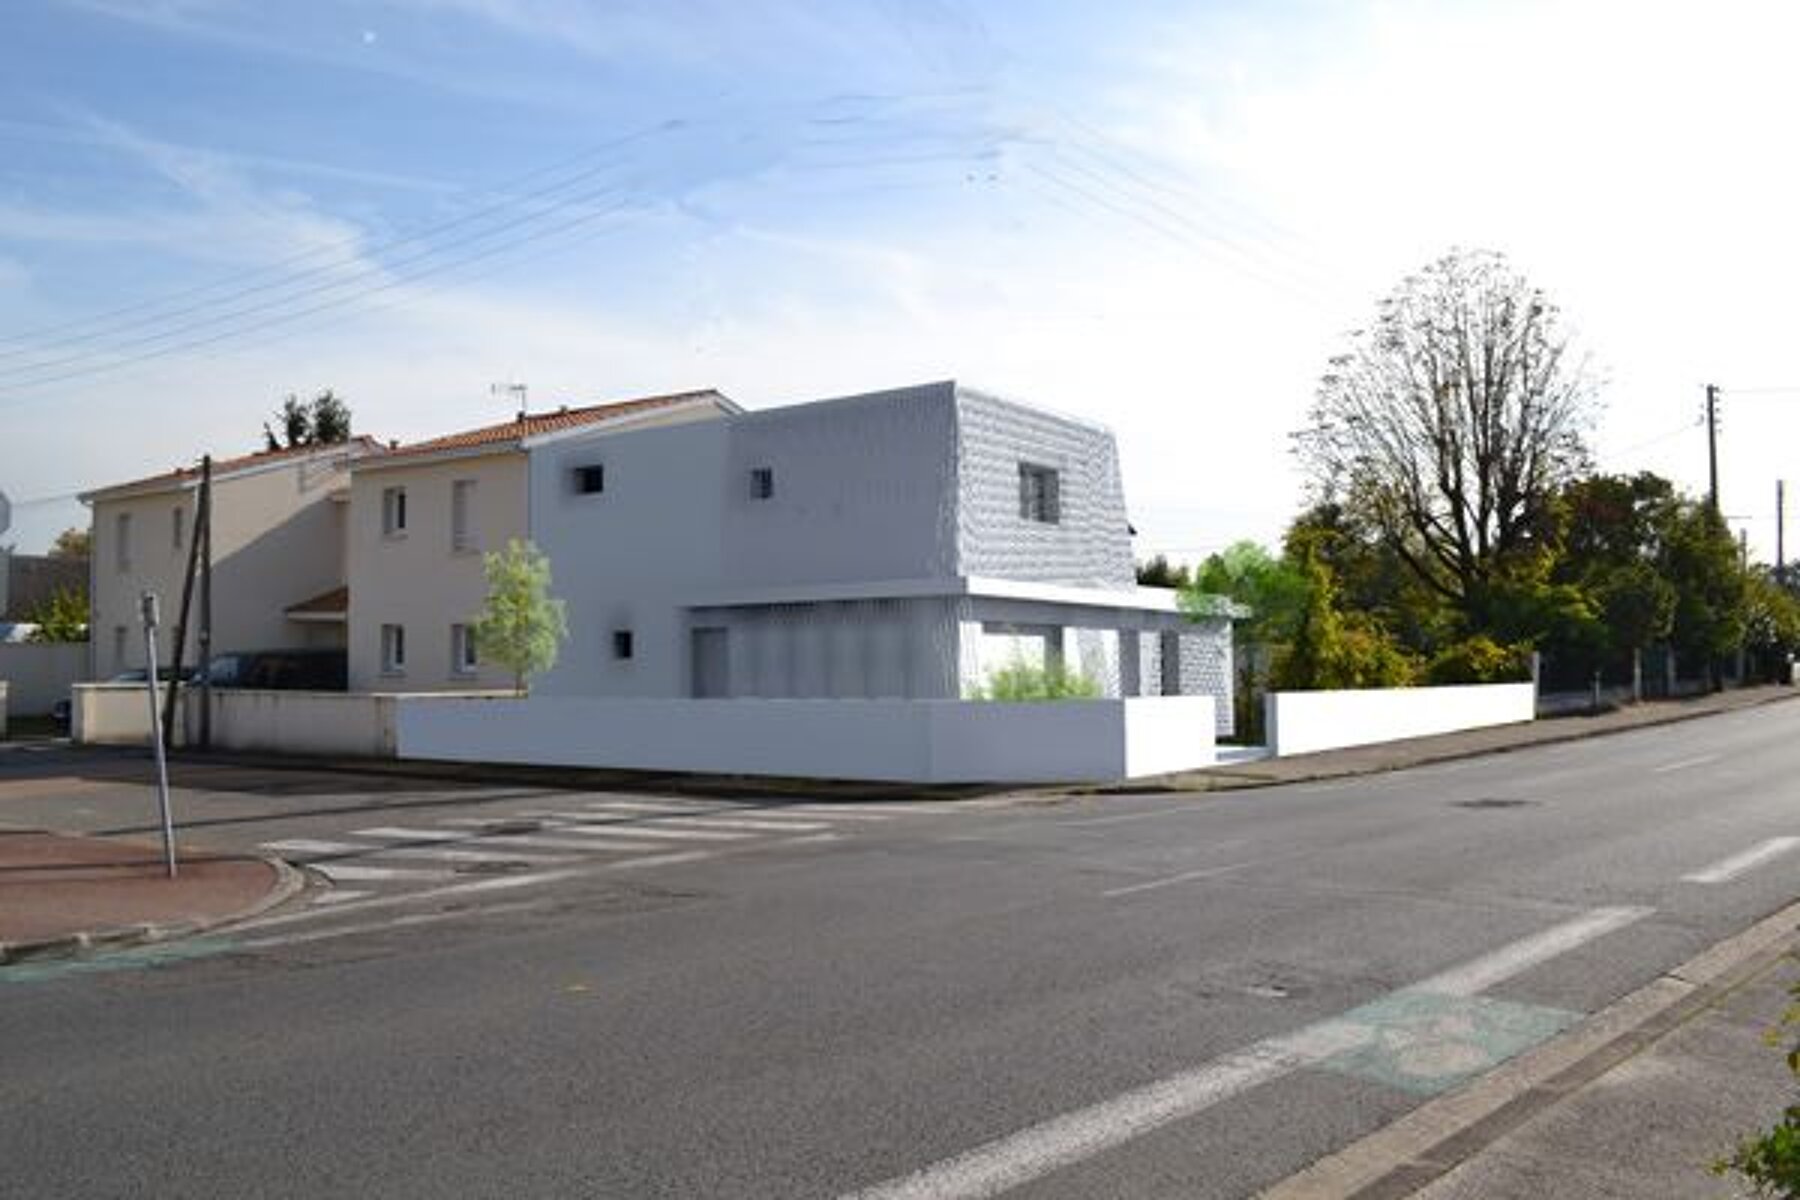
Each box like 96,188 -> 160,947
345,391 -> 736,692
81,438 -> 386,679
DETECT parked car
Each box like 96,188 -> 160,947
204,649 -> 348,691
106,667 -> 198,684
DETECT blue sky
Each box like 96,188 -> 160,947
4,1 -> 1800,561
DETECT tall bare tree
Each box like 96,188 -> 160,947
1295,249 -> 1596,614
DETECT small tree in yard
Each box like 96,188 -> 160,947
472,540 -> 567,696
26,586 -> 88,643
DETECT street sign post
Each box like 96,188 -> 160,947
141,592 -> 178,879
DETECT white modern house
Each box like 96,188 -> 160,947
518,380 -> 1235,727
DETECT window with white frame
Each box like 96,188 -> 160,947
382,486 -> 408,537
451,623 -> 478,675
380,623 -> 406,673
450,479 -> 476,552
115,512 -> 132,572
172,504 -> 186,552
1018,463 -> 1061,524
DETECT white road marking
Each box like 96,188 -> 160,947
650,815 -> 832,833
1060,807 -> 1194,828
1101,857 -> 1259,898
231,833 -> 842,934
347,826 -> 471,842
529,815 -> 750,840
313,890 -> 372,905
768,807 -> 895,821
1682,837 -> 1800,884
235,901 -> 546,951
478,834 -> 666,853
312,863 -> 450,883
261,838 -> 367,856
368,846 -> 576,865
1651,754 -> 1720,775
841,906 -> 1650,1200
1403,905 -> 1652,998
575,798 -> 712,814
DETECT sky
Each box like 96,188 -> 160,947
3,0 -> 1799,563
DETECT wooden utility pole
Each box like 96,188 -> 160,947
1778,479 -> 1787,585
161,473 -> 205,750
198,455 -> 213,751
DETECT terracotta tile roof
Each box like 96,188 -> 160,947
376,390 -> 728,462
86,436 -> 386,499
285,585 -> 348,617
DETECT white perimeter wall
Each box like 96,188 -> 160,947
0,643 -> 88,715
397,694 -> 1215,783
1266,682 -> 1534,757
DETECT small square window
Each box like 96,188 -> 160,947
381,623 -> 406,673
612,629 -> 634,660
1019,463 -> 1061,524
574,464 -> 605,495
382,486 -> 408,537
750,467 -> 774,500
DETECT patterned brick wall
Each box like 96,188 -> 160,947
953,388 -> 1135,588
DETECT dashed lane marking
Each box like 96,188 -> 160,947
312,863 -> 450,883
1682,837 -> 1800,884
1651,754 -> 1720,774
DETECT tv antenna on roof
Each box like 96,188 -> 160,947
490,380 -> 528,419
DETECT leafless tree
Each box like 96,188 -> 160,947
1295,249 -> 1597,608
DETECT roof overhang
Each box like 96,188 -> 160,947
685,576 -> 1243,618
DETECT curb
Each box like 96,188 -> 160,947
0,856 -> 307,967
1255,895 -> 1800,1199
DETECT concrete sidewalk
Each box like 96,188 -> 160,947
0,829 -> 299,962
1137,683 -> 1800,793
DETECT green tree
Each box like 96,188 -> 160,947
1659,501 -> 1746,684
25,586 -> 88,643
309,389 -> 352,443
1136,554 -> 1190,589
974,655 -> 1102,702
471,539 -> 568,696
264,394 -> 312,450
1185,540 -> 1308,645
1295,250 -> 1597,620
1274,538 -> 1417,690
47,527 -> 91,560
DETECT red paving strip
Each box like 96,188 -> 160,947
0,831 -> 279,946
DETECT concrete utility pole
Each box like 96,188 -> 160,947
1778,479 -> 1786,585
198,455 -> 213,751
140,593 -> 177,879
1706,383 -> 1721,514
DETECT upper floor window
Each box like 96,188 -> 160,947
1019,463 -> 1061,524
750,467 -> 774,500
172,504 -> 186,552
451,623 -> 478,675
612,629 -> 635,660
450,479 -> 476,552
115,512 -> 132,572
382,486 -> 408,537
573,464 -> 605,495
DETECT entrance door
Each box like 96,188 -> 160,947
691,627 -> 730,697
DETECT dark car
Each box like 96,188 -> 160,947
204,649 -> 348,691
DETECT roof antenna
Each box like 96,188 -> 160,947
490,380 -> 528,423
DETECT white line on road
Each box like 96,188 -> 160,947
312,863 -> 451,883
479,834 -> 668,853
235,901 -> 546,951
574,798 -> 713,814
230,834 -> 842,935
1405,906 -> 1651,997
347,827 -> 473,842
1681,837 -> 1800,884
369,846 -> 576,865
1060,807 -> 1195,828
261,839 -> 368,856
1651,754 -> 1720,775
650,815 -> 833,833
840,906 -> 1651,1200
529,815 -> 751,840
1100,854 -> 1259,898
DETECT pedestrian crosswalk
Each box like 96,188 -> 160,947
261,795 -> 970,902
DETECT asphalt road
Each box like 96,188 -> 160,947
3,705 -> 1798,1198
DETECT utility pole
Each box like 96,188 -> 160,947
1706,383 -> 1721,515
140,593 -> 177,878
1779,479 -> 1787,586
162,472 -> 205,750
198,455 -> 213,751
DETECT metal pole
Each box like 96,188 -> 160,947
140,593 -> 177,879
1778,479 -> 1786,586
1706,384 -> 1720,515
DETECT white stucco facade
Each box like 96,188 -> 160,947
526,381 -> 1239,733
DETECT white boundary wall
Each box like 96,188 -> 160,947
396,695 -> 1216,783
1266,682 -> 1534,757
0,643 -> 88,716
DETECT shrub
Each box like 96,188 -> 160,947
1424,636 -> 1530,685
975,656 -> 1102,702
1714,981 -> 1800,1196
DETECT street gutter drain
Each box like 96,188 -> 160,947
1450,798 -> 1537,810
